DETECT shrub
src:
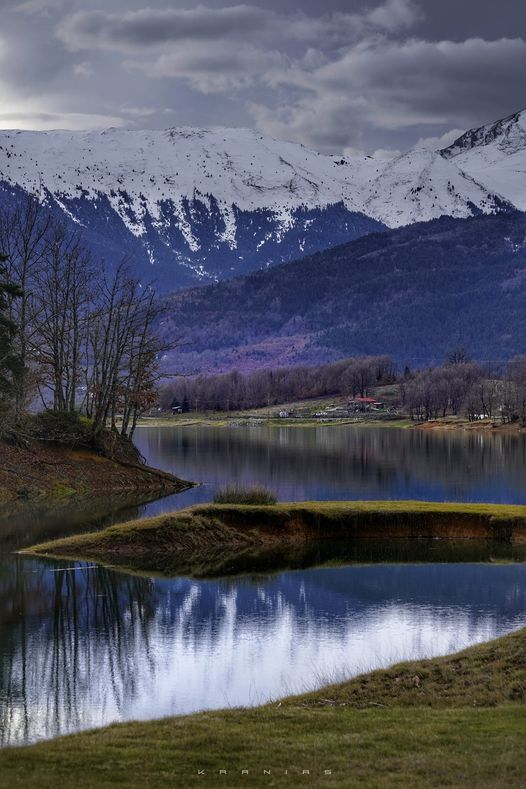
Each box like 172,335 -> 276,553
31,410 -> 92,445
213,485 -> 277,505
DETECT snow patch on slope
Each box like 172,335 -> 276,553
363,149 -> 499,225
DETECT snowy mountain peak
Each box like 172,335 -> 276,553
0,125 -> 507,230
442,110 -> 526,159
439,110 -> 526,212
0,126 -> 367,229
362,148 -> 501,226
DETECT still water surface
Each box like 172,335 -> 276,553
133,424 -> 526,513
1,425 -> 526,745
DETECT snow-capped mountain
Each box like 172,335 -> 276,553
0,120 -> 519,289
361,148 -> 503,226
441,109 -> 526,211
0,127 -> 387,288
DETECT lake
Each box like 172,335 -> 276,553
134,424 -> 526,513
1,424 -> 526,745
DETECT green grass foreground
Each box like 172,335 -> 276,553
1,627 -> 525,787
22,500 -> 526,577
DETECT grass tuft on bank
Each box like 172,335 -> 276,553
213,485 -> 277,505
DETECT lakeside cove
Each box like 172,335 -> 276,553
3,422 -> 526,787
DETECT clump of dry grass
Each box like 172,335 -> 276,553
213,485 -> 277,505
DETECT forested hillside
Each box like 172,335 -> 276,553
160,212 -> 526,373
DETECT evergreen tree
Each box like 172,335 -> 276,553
0,254 -> 22,416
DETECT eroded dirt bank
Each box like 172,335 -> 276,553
23,500 -> 526,577
0,438 -> 191,503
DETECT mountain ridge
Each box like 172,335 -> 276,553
441,109 -> 526,158
0,115 -> 520,289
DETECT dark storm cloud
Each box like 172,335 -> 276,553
258,35 -> 526,148
57,6 -> 271,51
1,0 -> 526,152
56,1 -> 419,52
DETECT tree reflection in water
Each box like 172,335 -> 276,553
3,425 -> 526,746
0,557 -> 157,744
134,425 -> 526,509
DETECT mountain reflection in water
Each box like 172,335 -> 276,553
1,556 -> 525,745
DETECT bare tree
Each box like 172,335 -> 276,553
0,200 -> 169,443
0,196 -> 50,411
118,289 -> 165,439
85,265 -> 165,439
0,254 -> 23,424
34,223 -> 94,412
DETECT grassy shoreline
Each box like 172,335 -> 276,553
136,415 -> 413,429
22,500 -> 526,577
134,412 -> 525,432
1,625 -> 525,787
11,499 -> 526,785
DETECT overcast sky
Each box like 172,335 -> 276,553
1,0 -> 525,155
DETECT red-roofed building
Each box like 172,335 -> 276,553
348,397 -> 385,411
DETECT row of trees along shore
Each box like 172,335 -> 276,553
0,197 -> 165,441
161,351 -> 526,424
400,355 -> 526,422
159,356 -> 396,412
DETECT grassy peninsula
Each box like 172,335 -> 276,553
0,625 -> 525,787
23,500 -> 526,577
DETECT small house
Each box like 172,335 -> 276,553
349,397 -> 385,412
171,398 -> 183,414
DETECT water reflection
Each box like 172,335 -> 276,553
133,425 -> 526,513
1,557 -> 526,745
0,491 -> 175,553
3,425 -> 526,746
